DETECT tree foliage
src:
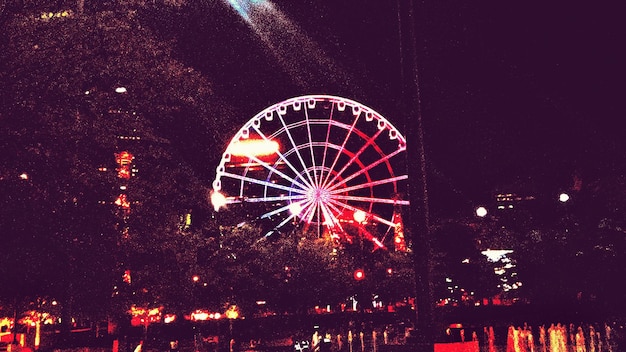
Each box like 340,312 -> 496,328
0,2 -> 230,322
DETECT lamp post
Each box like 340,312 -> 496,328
225,305 -> 239,352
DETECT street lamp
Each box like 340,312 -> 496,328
353,269 -> 365,281
559,193 -> 570,203
475,206 -> 488,217
225,305 -> 239,352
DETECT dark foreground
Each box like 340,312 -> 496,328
13,306 -> 626,352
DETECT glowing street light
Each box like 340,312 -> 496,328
225,305 -> 239,319
211,191 -> 228,211
559,193 -> 570,203
475,206 -> 488,217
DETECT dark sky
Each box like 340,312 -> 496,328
163,1 -> 625,218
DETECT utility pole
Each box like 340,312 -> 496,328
397,0 -> 435,350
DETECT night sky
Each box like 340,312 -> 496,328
159,1 -> 625,218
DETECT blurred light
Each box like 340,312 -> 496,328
164,314 -> 176,324
228,139 -> 279,157
559,193 -> 570,203
192,275 -> 200,282
19,173 -> 29,180
211,191 -> 227,211
353,210 -> 366,223
225,305 -> 239,319
225,0 -> 267,22
475,206 -> 487,217
191,310 -> 209,321
353,269 -> 365,281
115,86 -> 127,94
372,237 -> 384,248
289,202 -> 302,216
481,249 -> 513,262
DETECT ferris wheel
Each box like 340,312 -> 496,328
211,95 -> 409,249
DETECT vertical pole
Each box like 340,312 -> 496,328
397,0 -> 435,350
34,320 -> 41,350
12,300 -> 18,345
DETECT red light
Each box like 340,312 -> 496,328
115,194 -> 130,209
123,270 -> 131,284
115,151 -> 134,166
354,269 -> 365,281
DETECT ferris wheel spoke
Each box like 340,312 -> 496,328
303,106 -> 320,186
248,194 -> 307,204
329,175 -> 408,196
321,106 -> 361,188
245,154 -> 311,191
288,198 -> 315,224
220,171 -> 308,195
331,194 -> 410,206
269,212 -> 301,233
319,201 -> 346,233
251,126 -> 313,189
302,202 -> 318,225
260,196 -> 310,219
327,148 -> 404,193
322,128 -> 385,189
318,107 -> 335,188
327,198 -> 398,228
276,113 -> 316,187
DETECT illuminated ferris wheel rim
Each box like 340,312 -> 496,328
213,95 -> 406,190
210,94 -> 409,246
